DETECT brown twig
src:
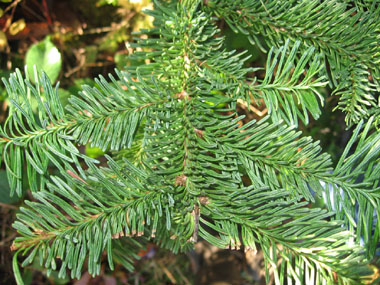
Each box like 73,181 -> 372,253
160,264 -> 177,284
41,0 -> 52,25
2,0 -> 23,15
0,233 -> 17,247
2,0 -> 22,32
0,202 -> 18,210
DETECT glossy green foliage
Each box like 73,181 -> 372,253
208,0 -> 380,126
2,1 -> 380,284
25,37 -> 62,84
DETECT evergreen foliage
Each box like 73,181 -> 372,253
1,0 -> 380,283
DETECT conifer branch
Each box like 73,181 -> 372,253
0,69 -> 165,196
4,1 -> 380,283
251,40 -> 327,126
200,196 -> 371,283
11,157 -> 179,279
207,0 -> 380,125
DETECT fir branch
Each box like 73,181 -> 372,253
334,63 -> 377,125
135,2 -> 328,126
11,157 -> 181,279
6,1 -> 380,284
199,186 -> 371,283
0,69 -> 164,196
227,117 -> 332,201
251,40 -> 327,126
223,115 -> 380,258
321,117 -> 380,258
208,0 -> 380,71
206,0 -> 380,125
130,0 -> 255,103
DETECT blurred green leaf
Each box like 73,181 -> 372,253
68,78 -> 97,95
25,36 -> 62,84
58,88 -> 71,107
115,51 -> 145,70
21,268 -> 34,285
85,145 -> 105,158
223,26 -> 261,62
97,0 -> 118,6
115,52 -> 129,69
25,258 -> 70,285
85,45 -> 98,64
0,170 -> 21,204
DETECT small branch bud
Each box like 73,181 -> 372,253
175,90 -> 190,100
175,174 -> 187,186
194,128 -> 204,138
198,196 -> 210,205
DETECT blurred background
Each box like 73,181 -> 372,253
0,0 -> 361,284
